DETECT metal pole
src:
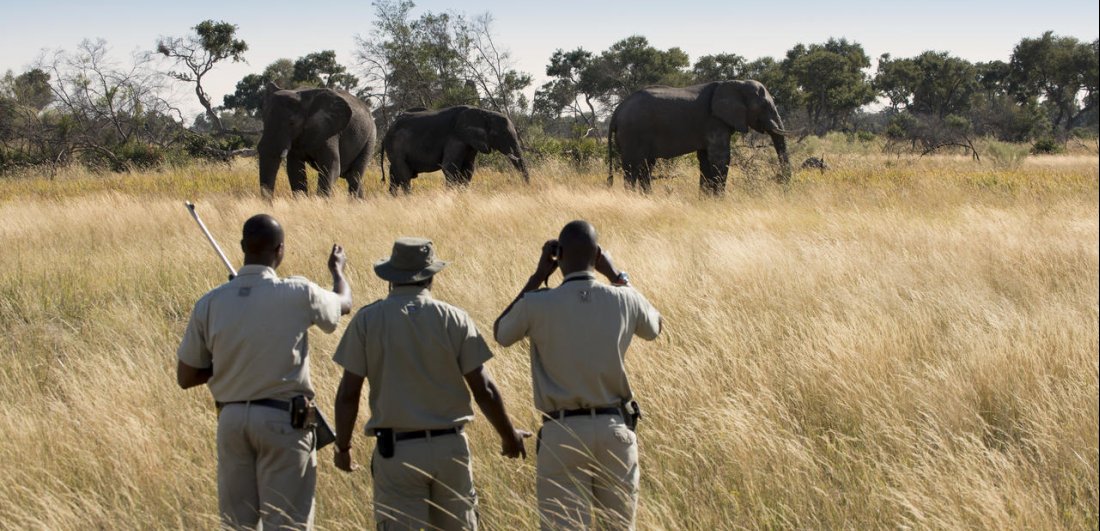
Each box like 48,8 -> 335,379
184,201 -> 237,278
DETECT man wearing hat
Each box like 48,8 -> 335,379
332,237 -> 530,530
176,214 -> 353,530
494,220 -> 662,530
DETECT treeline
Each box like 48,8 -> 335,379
1,0 -> 1097,173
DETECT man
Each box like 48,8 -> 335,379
494,220 -> 662,530
332,237 -> 530,530
177,214 -> 353,530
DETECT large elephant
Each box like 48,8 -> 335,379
380,105 -> 529,194
258,82 -> 377,198
608,80 -> 791,194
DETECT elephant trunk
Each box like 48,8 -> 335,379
511,153 -> 530,183
258,133 -> 290,197
258,150 -> 281,198
769,131 -> 791,184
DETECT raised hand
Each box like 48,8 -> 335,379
501,429 -> 533,459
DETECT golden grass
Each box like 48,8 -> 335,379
0,154 -> 1097,529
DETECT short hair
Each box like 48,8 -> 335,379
242,214 -> 284,255
558,220 -> 598,264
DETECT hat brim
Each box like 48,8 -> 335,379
373,259 -> 448,283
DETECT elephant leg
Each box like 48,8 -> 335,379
314,148 -> 341,197
621,158 -> 640,190
388,160 -> 413,196
342,147 -> 371,199
697,150 -> 725,195
708,150 -> 731,195
703,134 -> 731,195
459,151 -> 476,185
286,155 -> 308,196
637,158 -> 655,193
441,141 -> 468,187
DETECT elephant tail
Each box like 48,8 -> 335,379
379,146 -> 386,183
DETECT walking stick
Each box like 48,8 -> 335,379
184,201 -> 237,279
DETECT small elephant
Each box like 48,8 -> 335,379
608,80 -> 791,194
380,105 -> 529,194
257,82 -> 377,198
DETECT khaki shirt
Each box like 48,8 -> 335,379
177,264 -> 343,402
495,271 -> 662,413
332,286 -> 493,431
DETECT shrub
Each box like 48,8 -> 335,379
980,139 -> 1029,168
1031,137 -> 1064,155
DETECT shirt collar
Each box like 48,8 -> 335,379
236,264 -> 278,279
388,285 -> 431,298
562,270 -> 596,282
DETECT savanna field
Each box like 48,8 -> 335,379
0,147 -> 1097,529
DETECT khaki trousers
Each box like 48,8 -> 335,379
537,414 -> 639,531
217,403 -> 316,530
371,431 -> 478,530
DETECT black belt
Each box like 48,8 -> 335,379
376,426 -> 464,442
542,406 -> 622,423
215,398 -> 290,412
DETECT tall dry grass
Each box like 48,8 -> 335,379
0,154 -> 1097,529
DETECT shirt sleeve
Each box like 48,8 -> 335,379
177,300 -> 212,369
308,282 -> 343,333
332,311 -> 368,377
630,289 -> 662,341
494,296 -> 530,347
456,312 -> 494,375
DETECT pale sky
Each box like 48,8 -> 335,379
2,0 -> 1097,117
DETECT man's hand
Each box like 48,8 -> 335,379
334,448 -> 358,472
328,244 -> 347,273
501,429 -> 533,459
535,239 -> 559,284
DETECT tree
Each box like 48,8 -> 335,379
27,39 -> 183,170
5,68 -> 54,111
452,13 -> 532,120
1008,31 -> 1099,134
533,48 -> 599,128
355,0 -> 530,129
292,51 -> 359,90
156,20 -> 248,133
222,59 -> 294,115
783,38 -> 875,134
875,51 -> 979,119
580,36 -> 690,106
691,53 -> 747,83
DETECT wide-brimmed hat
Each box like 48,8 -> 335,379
373,237 -> 448,283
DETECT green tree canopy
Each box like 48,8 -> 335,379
783,38 -> 875,133
691,53 -> 747,83
222,54 -> 359,117
156,20 -> 248,132
1008,31 -> 1099,133
875,51 -> 979,119
292,51 -> 360,90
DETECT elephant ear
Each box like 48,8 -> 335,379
711,82 -> 750,133
303,90 -> 353,143
455,108 -> 491,153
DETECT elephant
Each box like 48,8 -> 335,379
258,82 -> 377,198
608,80 -> 791,194
380,105 -> 529,194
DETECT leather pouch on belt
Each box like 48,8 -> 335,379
290,396 -> 313,429
374,428 -> 395,458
